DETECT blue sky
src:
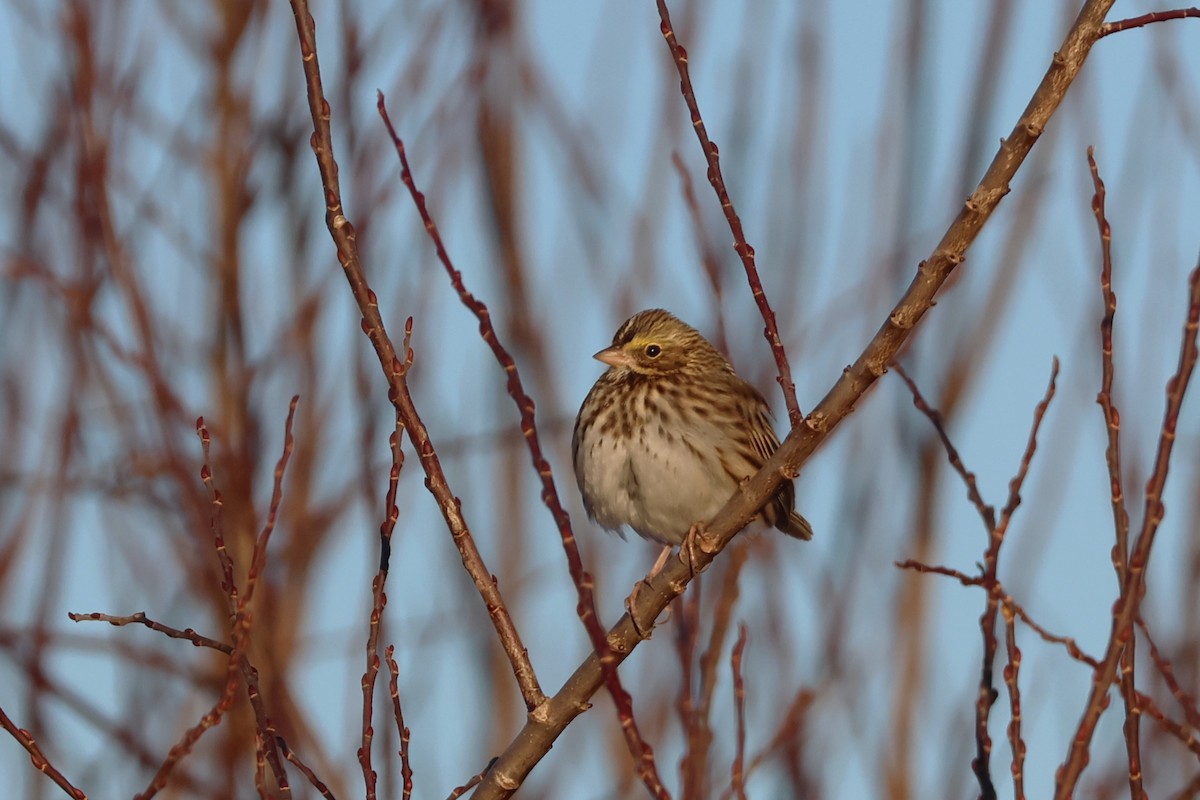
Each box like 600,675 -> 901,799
2,1 -> 1199,798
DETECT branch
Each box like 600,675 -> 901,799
375,95 -> 663,794
285,0 -> 543,711
1099,8 -> 1200,37
0,704 -> 87,800
655,0 -> 801,427
67,612 -> 231,654
1086,146 -> 1144,800
1055,263 -> 1200,796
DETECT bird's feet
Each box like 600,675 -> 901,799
626,544 -> 674,637
680,522 -> 706,577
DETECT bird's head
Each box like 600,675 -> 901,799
593,308 -> 726,378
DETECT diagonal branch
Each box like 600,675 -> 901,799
375,96 -> 665,796
472,1 -> 1119,795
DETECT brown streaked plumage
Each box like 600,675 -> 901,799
572,308 -> 812,547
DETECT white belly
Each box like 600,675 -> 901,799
579,426 -> 736,545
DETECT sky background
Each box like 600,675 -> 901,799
2,1 -> 1199,798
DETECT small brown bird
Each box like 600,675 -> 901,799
572,309 -> 812,569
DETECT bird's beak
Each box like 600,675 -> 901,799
594,346 -> 632,369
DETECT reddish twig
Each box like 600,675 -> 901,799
447,759 -> 496,800
375,95 -> 665,796
676,549 -> 752,798
1001,605 -> 1026,800
1134,690 -> 1200,760
1087,146 -> 1144,800
196,415 -> 292,798
286,0 -> 543,717
277,737 -> 337,800
385,645 -> 414,800
740,687 -> 816,786
894,358 -> 1056,800
1087,147 -> 1131,573
675,574 -> 706,798
671,151 -> 728,350
997,360 -> 1058,528
1056,264 -> 1200,797
0,704 -> 88,799
654,0 -> 802,428
1099,7 -> 1200,37
896,561 -> 1102,670
361,327 -> 411,800
891,362 -> 996,530
730,624 -> 750,800
67,612 -> 232,654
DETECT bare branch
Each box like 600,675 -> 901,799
655,0 -> 801,427
0,705 -> 88,800
1100,8 -> 1200,37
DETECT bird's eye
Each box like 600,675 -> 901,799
644,344 -> 662,358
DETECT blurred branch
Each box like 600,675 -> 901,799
385,645 -> 415,800
277,737 -> 337,800
197,412 -> 293,797
67,612 -> 232,655
1001,606 -> 1026,800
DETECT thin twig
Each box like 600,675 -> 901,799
385,645 -> 414,800
894,358 -> 1056,800
1086,146 -> 1145,800
130,657 -> 241,800
891,361 -> 996,529
277,737 -> 337,800
1056,264 -> 1200,797
654,0 -> 802,427
1001,605 -> 1026,800
0,704 -> 88,799
1139,617 -> 1200,732
375,95 -> 663,794
66,612 -> 231,654
242,395 -> 299,606
1099,8 -> 1200,37
447,760 -> 496,800
285,0 -> 543,713
895,561 -> 1101,669
196,415 -> 292,797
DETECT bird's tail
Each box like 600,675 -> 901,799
781,510 -> 813,541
